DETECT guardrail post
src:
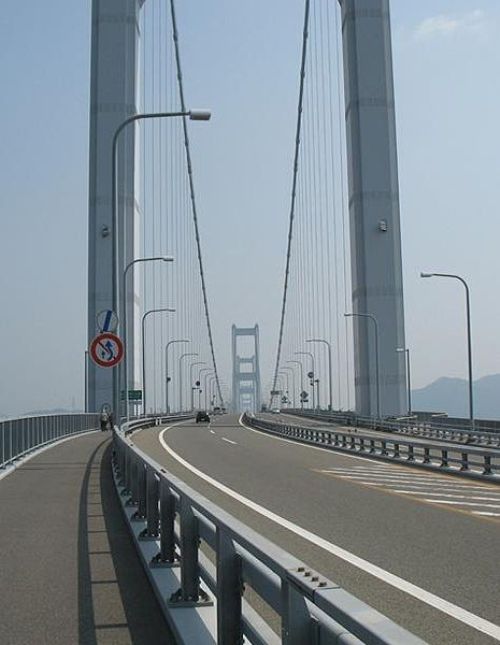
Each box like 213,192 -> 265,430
381,440 -> 388,456
282,577 -> 311,644
169,496 -> 211,606
407,445 -> 415,462
140,467 -> 159,539
152,479 -> 177,566
460,452 -> 469,471
131,461 -> 147,519
126,454 -> 139,506
393,443 -> 400,459
423,447 -> 431,464
440,450 -> 449,468
483,455 -> 493,476
216,530 -> 243,644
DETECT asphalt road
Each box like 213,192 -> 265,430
0,432 -> 174,645
134,414 -> 500,645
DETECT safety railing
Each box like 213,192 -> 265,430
284,409 -> 500,448
246,414 -> 499,482
0,413 -> 100,469
113,421 -> 425,644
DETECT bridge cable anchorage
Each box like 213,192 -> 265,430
270,0 -> 311,408
169,0 -> 225,410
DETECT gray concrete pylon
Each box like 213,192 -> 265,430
87,0 -> 143,412
338,0 -> 406,416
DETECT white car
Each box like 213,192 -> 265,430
270,408 -> 281,414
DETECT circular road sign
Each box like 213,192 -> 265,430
96,309 -> 119,333
90,332 -> 124,368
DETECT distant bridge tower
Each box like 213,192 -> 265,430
231,325 -> 262,413
87,0 -> 145,412
338,0 -> 406,416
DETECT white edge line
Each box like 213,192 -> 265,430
221,437 -> 237,445
0,429 -> 100,482
154,416 -> 500,640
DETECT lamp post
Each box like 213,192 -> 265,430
295,351 -> 315,409
306,339 -> 333,411
84,350 -> 89,413
281,366 -> 296,408
278,371 -> 290,407
165,339 -> 189,413
111,109 -> 211,419
420,272 -> 474,432
344,313 -> 380,420
189,361 -> 206,411
122,256 -> 174,422
198,368 -> 212,411
203,371 -> 215,410
179,352 -> 198,412
396,348 -> 412,416
287,360 -> 304,409
141,307 -> 175,415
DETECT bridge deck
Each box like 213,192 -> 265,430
0,432 -> 174,645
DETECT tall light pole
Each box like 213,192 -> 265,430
198,368 -> 212,411
295,351 -> 315,409
278,371 -> 290,406
179,352 -> 198,412
165,339 -> 189,414
396,348 -> 412,416
141,308 -> 175,415
287,360 -> 304,409
281,366 -> 296,408
420,272 -> 474,431
122,256 -> 174,422
203,371 -> 215,409
111,109 -> 211,419
306,339 -> 333,411
345,313 -> 380,420
189,361 -> 206,411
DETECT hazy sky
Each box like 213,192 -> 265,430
1,1 -> 500,416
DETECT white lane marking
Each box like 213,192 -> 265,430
393,491 -> 500,501
222,437 -> 237,445
210,430 -> 215,435
473,512 -> 500,517
158,422 -> 500,640
424,500 -> 500,509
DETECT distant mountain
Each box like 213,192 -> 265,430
412,374 -> 500,420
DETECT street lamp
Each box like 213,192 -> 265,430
278,371 -> 290,406
281,366 -> 296,407
287,360 -> 304,409
197,368 -> 212,410
122,256 -> 174,422
111,109 -> 211,417
396,348 -> 412,416
295,351 -> 315,409
165,339 -> 189,413
420,272 -> 474,431
179,352 -> 198,412
306,339 -> 333,411
189,361 -> 206,411
203,371 -> 215,409
344,313 -> 380,420
141,307 -> 175,415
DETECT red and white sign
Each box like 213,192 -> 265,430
90,332 -> 124,368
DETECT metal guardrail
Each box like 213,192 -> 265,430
0,413 -> 100,469
113,420 -> 425,644
247,414 -> 499,482
285,409 -> 500,448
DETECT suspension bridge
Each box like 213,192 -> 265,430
1,1 -> 499,644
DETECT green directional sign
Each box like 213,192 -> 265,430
121,389 -> 143,401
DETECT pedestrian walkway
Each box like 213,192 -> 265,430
0,431 -> 175,645
317,463 -> 500,521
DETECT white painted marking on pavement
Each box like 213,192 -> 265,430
424,500 -> 500,509
473,512 -> 500,517
156,419 -> 500,640
393,491 -> 500,501
221,437 -> 237,445
210,430 -> 215,435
